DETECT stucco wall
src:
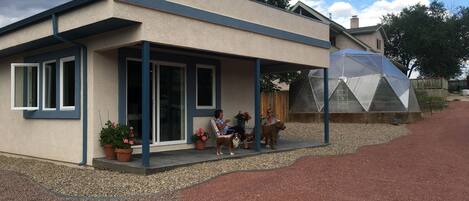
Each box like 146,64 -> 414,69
113,1 -> 329,68
335,34 -> 366,51
0,55 -> 83,164
355,32 -> 384,54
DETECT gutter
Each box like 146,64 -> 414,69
51,14 -> 88,166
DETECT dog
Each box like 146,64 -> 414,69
261,121 -> 286,149
216,134 -> 240,156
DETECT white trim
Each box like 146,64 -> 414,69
155,61 -> 187,146
10,63 -> 40,111
195,64 -> 216,109
42,60 -> 57,111
59,56 -> 76,111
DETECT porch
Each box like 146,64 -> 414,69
93,137 -> 325,175
91,41 -> 331,174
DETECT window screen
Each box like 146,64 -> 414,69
196,66 -> 215,108
61,58 -> 75,109
11,63 -> 39,110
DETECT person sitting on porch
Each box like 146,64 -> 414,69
262,108 -> 278,125
214,109 -> 244,135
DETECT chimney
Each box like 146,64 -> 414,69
350,15 -> 359,29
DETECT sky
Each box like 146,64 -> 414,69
289,0 -> 469,28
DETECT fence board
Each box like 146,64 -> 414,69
261,91 -> 289,122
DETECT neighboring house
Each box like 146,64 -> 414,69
290,1 -> 388,54
0,0 -> 330,166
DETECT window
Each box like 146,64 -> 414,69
196,64 -> 215,109
43,61 -> 57,110
377,39 -> 382,50
11,63 -> 39,110
60,57 -> 75,110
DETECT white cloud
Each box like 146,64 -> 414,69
291,0 -> 430,28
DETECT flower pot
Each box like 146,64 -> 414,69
103,144 -> 116,160
195,141 -> 206,150
115,148 -> 133,162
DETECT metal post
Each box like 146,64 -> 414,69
255,59 -> 261,151
141,41 -> 150,167
323,68 -> 330,144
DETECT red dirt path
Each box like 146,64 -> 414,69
180,102 -> 469,201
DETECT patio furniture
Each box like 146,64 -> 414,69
210,119 -> 235,155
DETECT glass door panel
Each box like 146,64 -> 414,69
157,64 -> 186,143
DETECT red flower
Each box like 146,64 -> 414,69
129,140 -> 134,145
123,138 -> 129,144
201,135 -> 208,142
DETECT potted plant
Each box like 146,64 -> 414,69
192,128 -> 209,150
235,111 -> 252,129
99,121 -> 117,160
113,124 -> 134,162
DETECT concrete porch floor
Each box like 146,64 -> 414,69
93,138 -> 325,175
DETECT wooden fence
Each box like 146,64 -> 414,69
411,78 -> 448,90
261,91 -> 289,122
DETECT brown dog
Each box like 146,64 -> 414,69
261,121 -> 286,149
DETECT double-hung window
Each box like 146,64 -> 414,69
196,64 -> 216,109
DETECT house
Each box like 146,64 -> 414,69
290,1 -> 388,54
0,0 -> 331,166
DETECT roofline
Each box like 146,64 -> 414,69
0,0 -> 98,37
290,1 -> 373,51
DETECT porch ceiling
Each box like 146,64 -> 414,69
0,18 -> 140,58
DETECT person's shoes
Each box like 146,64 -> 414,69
230,152 -> 235,156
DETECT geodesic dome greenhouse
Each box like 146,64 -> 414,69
290,49 -> 420,113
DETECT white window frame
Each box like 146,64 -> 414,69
59,56 -> 76,111
42,60 -> 57,111
195,64 -> 216,109
10,63 -> 40,111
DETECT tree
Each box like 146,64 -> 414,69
255,0 -> 289,9
382,1 -> 469,79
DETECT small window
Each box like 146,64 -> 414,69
196,64 -> 216,109
11,63 -> 39,110
60,57 -> 75,110
377,39 -> 382,50
43,61 -> 57,110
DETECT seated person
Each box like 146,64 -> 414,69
214,110 -> 245,138
262,108 -> 278,126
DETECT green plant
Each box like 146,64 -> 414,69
99,121 -> 116,147
192,128 -> 209,143
111,123 -> 134,149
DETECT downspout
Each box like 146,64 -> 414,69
52,14 -> 88,166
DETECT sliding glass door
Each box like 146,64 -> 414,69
155,62 -> 186,144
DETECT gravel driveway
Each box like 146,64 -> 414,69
180,101 -> 469,201
0,122 -> 407,200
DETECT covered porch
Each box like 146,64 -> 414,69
92,41 -> 331,174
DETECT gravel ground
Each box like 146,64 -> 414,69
0,123 -> 407,199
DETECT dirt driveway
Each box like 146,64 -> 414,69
180,101 -> 469,201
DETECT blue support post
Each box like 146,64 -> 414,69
254,59 -> 261,151
323,68 -> 330,144
141,41 -> 150,167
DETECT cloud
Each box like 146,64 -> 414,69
291,0 -> 430,28
0,0 -> 70,28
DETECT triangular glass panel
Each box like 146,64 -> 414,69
408,86 -> 421,112
346,74 -> 381,111
311,78 -> 340,111
289,77 -> 318,112
325,81 -> 365,113
369,78 -> 406,112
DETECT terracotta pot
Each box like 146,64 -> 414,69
195,141 -> 206,150
103,144 -> 116,160
115,148 -> 133,162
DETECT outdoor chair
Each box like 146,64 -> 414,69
210,119 -> 235,155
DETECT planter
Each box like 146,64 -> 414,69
103,144 -> 116,160
195,141 -> 206,150
115,148 -> 133,162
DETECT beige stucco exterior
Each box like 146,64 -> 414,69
355,32 -> 384,54
0,0 -> 329,165
335,34 -> 367,51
